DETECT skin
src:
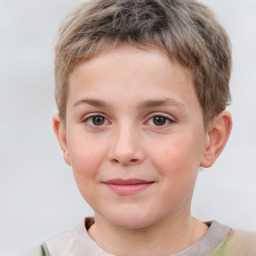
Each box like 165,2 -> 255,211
53,44 -> 232,256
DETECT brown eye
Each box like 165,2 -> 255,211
153,116 -> 167,126
92,116 -> 105,126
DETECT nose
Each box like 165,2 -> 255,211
108,125 -> 145,166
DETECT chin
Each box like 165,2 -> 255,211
104,210 -> 158,230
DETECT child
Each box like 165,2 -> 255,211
31,0 -> 256,255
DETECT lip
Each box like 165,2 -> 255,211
103,179 -> 154,195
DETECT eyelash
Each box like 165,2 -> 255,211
82,113 -> 174,128
82,114 -> 110,127
146,114 -> 174,127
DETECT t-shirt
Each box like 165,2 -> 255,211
27,217 -> 256,256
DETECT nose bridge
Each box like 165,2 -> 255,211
108,122 -> 144,165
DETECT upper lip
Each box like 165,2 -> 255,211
103,179 -> 154,185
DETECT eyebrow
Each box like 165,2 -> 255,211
73,97 -> 186,109
139,98 -> 186,109
73,99 -> 107,108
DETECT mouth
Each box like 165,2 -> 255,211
102,179 -> 155,195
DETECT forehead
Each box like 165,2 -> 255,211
68,44 -> 199,112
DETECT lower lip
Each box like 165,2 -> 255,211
104,183 -> 154,195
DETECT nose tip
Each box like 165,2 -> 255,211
108,128 -> 145,166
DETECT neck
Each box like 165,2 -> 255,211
88,212 -> 208,256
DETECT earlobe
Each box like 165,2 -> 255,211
200,110 -> 232,168
52,115 -> 71,166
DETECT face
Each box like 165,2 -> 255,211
59,45 -> 209,229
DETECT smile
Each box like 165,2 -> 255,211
103,179 -> 155,195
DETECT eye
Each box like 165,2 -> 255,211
146,114 -> 174,127
83,115 -> 109,127
91,116 -> 105,126
152,116 -> 168,126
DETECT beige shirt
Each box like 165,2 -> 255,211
43,217 -> 250,256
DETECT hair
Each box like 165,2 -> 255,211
55,0 -> 232,126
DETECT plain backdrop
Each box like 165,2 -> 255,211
1,0 -> 256,254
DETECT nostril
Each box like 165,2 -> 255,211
111,158 -> 139,165
112,159 -> 119,164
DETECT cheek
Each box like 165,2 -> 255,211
148,134 -> 203,183
68,135 -> 107,192
149,139 -> 201,208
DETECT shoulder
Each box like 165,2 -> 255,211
44,228 -> 73,255
226,229 -> 256,254
212,229 -> 256,256
42,217 -> 110,256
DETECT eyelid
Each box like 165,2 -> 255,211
82,111 -> 108,120
147,112 -> 175,121
144,112 -> 175,126
82,112 -> 111,126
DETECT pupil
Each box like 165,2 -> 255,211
93,116 -> 104,125
153,116 -> 166,126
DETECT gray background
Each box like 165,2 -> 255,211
1,0 -> 256,254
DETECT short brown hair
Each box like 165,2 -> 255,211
55,0 -> 232,125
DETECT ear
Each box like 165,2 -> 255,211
200,110 -> 232,168
52,114 -> 71,166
